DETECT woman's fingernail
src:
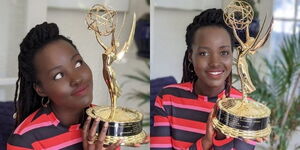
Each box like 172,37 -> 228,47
95,118 -> 100,121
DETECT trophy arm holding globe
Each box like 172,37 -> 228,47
86,4 -> 136,108
224,0 -> 272,99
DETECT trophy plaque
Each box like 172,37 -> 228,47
212,0 -> 272,139
85,4 -> 147,145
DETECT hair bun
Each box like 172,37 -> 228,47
20,22 -> 59,51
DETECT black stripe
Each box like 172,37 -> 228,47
158,87 -> 197,99
152,106 -> 168,117
208,96 -> 218,103
8,124 -> 68,148
150,126 -> 170,137
32,107 -> 51,121
7,134 -> 35,148
234,138 -> 255,149
171,128 -> 204,143
28,124 -> 67,140
164,105 -> 209,122
189,143 -> 198,150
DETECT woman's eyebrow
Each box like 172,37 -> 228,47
193,45 -> 211,50
48,65 -> 62,74
47,53 -> 80,74
220,45 -> 231,49
71,53 -> 80,60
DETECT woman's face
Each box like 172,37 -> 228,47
189,26 -> 233,91
33,40 -> 93,110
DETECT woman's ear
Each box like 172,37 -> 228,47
33,83 -> 47,97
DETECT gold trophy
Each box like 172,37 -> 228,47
212,0 -> 272,139
85,4 -> 147,145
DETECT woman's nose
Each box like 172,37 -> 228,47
209,54 -> 221,67
70,74 -> 83,87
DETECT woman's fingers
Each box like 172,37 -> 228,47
256,138 -> 263,142
95,122 -> 109,149
82,117 -> 92,149
243,137 -> 268,143
142,135 -> 150,144
262,136 -> 269,141
86,118 -> 100,150
106,139 -> 122,150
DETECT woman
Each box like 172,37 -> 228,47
7,22 -> 121,150
150,8 -> 262,150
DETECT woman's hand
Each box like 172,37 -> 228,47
132,135 -> 150,147
82,117 -> 122,150
243,136 -> 269,143
202,104 -> 218,150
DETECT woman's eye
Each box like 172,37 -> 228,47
220,50 -> 230,56
198,52 -> 208,56
75,60 -> 83,68
54,73 -> 63,80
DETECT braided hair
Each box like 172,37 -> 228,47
181,8 -> 235,97
14,22 -> 77,126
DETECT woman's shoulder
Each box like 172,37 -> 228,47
7,109 -> 42,149
230,87 -> 243,96
11,107 -> 53,136
156,82 -> 193,98
161,82 -> 193,91
230,87 -> 254,100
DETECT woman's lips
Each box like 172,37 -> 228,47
206,70 -> 224,79
72,84 -> 89,96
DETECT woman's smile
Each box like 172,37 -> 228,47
72,84 -> 90,97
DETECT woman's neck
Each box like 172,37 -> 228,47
49,103 -> 84,127
194,80 -> 225,97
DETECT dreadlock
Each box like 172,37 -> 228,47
181,8 -> 236,97
14,22 -> 77,127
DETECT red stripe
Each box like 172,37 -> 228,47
212,134 -> 234,146
154,116 -> 170,126
151,144 -> 173,148
163,101 -> 213,113
19,121 -> 53,135
162,95 -> 215,110
172,138 -> 192,149
164,84 -> 192,92
46,137 -> 82,150
32,130 -> 81,149
195,138 -> 203,150
14,110 -> 39,134
154,96 -> 165,111
151,137 -> 172,144
7,144 -> 32,150
154,115 -> 169,122
169,116 -> 206,131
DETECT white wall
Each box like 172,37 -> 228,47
0,0 -> 27,101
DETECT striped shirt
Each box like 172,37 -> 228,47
7,106 -> 83,150
150,82 -> 256,150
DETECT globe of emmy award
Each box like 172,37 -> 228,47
85,4 -> 147,145
212,0 -> 272,139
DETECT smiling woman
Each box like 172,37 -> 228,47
150,8 -> 261,150
6,22 -> 121,150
